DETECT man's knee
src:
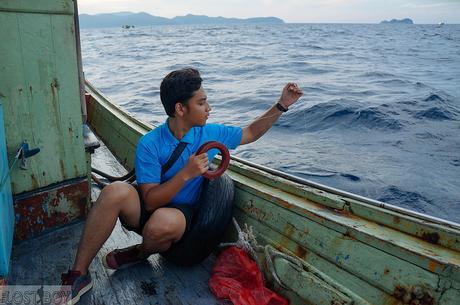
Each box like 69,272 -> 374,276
98,181 -> 138,209
142,208 -> 185,241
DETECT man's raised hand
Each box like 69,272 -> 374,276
279,82 -> 303,109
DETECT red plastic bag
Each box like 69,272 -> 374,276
209,246 -> 289,305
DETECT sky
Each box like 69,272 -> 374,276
77,0 -> 460,24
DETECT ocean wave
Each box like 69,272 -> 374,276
424,93 -> 445,102
360,71 -> 395,78
401,92 -> 459,121
280,101 -> 404,132
414,107 -> 457,121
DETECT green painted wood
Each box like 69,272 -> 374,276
85,81 -> 460,305
228,167 -> 460,277
0,2 -> 86,195
273,258 -> 354,305
227,159 -> 460,254
232,209 -> 386,305
232,187 -> 440,294
0,0 -> 73,15
346,198 -> 460,253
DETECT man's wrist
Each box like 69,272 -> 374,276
276,101 -> 288,112
177,169 -> 190,182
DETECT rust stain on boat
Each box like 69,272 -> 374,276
245,199 -> 269,222
13,179 -> 88,240
427,261 -> 437,273
295,245 -> 307,258
421,232 -> 440,245
392,285 -> 434,305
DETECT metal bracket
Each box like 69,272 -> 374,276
17,141 -> 40,170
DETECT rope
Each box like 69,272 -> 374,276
220,217 -> 306,290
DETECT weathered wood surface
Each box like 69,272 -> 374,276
0,0 -> 87,195
9,220 -> 225,305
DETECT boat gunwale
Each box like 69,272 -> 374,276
84,79 -> 460,232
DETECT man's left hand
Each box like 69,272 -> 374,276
279,82 -> 303,109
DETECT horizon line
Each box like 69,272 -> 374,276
78,12 -> 458,25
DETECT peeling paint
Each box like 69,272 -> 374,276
393,285 -> 434,305
13,179 -> 88,240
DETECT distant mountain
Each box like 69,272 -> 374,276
79,12 -> 169,28
380,18 -> 414,24
79,12 -> 284,28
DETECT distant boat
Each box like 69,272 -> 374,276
121,25 -> 135,29
438,22 -> 445,26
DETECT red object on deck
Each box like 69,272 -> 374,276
209,246 -> 289,305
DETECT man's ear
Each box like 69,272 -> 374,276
175,102 -> 186,117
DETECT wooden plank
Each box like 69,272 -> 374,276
0,0 -> 73,15
229,170 -> 460,279
233,209 -> 386,304
232,187 -> 441,297
0,11 -> 86,194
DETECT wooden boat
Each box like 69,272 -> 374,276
84,81 -> 460,305
1,1 -> 459,304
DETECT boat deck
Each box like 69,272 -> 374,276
7,142 -> 227,305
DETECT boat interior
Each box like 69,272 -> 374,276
7,142 -> 228,305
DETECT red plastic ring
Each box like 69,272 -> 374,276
196,141 -> 230,180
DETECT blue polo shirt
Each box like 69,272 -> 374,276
135,120 -> 242,206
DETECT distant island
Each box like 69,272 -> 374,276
380,18 -> 414,24
79,12 -> 285,28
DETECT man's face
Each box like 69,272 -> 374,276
181,86 -> 211,126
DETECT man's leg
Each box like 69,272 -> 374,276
139,208 -> 187,255
101,205 -> 187,270
72,181 -> 141,274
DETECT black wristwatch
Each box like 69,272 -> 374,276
276,102 -> 288,112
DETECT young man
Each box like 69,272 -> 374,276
60,68 -> 303,304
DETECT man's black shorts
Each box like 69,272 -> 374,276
119,185 -> 196,236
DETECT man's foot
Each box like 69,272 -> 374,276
60,270 -> 92,305
102,244 -> 147,270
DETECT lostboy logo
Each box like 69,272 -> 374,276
0,285 -> 71,305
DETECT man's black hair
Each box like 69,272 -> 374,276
160,68 -> 203,117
